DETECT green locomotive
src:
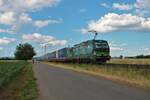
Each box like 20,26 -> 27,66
40,39 -> 111,63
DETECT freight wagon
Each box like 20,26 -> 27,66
38,39 -> 111,63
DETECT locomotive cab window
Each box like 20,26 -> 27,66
95,42 -> 109,48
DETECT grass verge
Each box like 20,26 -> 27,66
45,62 -> 150,90
108,59 -> 150,65
0,62 -> 38,100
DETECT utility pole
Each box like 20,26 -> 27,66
88,30 -> 98,40
42,39 -> 56,56
43,43 -> 49,56
44,45 -> 47,55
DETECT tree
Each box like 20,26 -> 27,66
120,55 -> 123,59
14,43 -> 36,60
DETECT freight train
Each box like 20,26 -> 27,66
37,40 -> 111,63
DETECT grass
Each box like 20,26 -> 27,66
46,61 -> 150,90
108,58 -> 150,65
0,61 -> 27,88
0,61 -> 38,100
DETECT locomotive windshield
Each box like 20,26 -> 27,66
95,41 -> 109,49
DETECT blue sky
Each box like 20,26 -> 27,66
0,0 -> 150,57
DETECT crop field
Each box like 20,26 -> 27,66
0,61 -> 27,89
108,58 -> 150,65
0,61 -> 38,100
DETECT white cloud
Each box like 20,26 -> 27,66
101,3 -> 110,8
102,0 -> 150,17
0,29 -> 15,34
113,3 -> 133,10
109,42 -> 125,51
76,28 -> 89,34
0,12 -> 16,25
112,0 -> 150,11
0,11 -> 62,32
135,0 -> 150,10
22,33 -> 67,46
0,13 -> 33,32
80,13 -> 150,34
34,20 -> 50,28
0,0 -> 61,13
0,0 -> 62,33
23,0 -> 61,11
113,0 -> 150,16
0,0 -> 3,6
34,18 -> 63,28
0,37 -> 16,45
41,40 -> 67,46
143,48 -> 150,54
23,33 -> 55,42
134,0 -> 150,17
144,48 -> 150,51
79,9 -> 86,13
0,47 -> 3,50
101,2 -> 133,10
110,47 -> 124,51
19,13 -> 32,23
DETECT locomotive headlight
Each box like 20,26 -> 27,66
94,51 -> 96,55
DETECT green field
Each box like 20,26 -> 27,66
0,61 -> 38,100
0,61 -> 27,88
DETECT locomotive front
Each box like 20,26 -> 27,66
93,40 -> 111,62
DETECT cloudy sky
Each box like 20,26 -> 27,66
0,0 -> 150,57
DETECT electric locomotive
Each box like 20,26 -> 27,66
38,39 -> 111,63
